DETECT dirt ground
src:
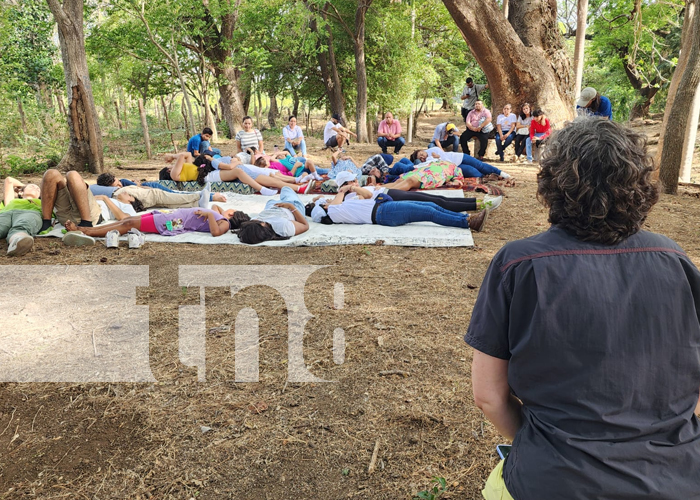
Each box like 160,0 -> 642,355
1,112 -> 700,499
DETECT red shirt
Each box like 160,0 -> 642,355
530,118 -> 552,140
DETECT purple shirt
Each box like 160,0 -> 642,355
152,208 -> 225,236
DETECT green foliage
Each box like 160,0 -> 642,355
414,477 -> 447,500
0,151 -> 61,177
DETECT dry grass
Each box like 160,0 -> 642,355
1,113 -> 699,499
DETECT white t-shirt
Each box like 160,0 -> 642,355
323,121 -> 338,143
516,116 -> 533,135
426,147 -> 463,165
497,113 -> 517,133
327,199 -> 375,224
97,199 -> 137,222
255,207 -> 296,238
283,125 -> 304,142
345,185 -> 385,200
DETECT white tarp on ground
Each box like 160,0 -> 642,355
40,190 -> 474,247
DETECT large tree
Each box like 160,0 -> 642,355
658,0 -> 700,193
442,0 -> 574,125
46,0 -> 104,174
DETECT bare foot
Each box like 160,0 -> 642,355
64,220 -> 79,232
212,193 -> 227,202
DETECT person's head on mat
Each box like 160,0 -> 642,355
230,220 -> 287,244
335,171 -> 358,190
97,172 -> 122,188
537,117 -> 658,245
16,183 -> 41,199
410,149 -> 431,163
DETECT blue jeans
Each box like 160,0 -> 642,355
120,179 -> 138,187
385,158 -> 415,183
495,131 -> 516,160
374,201 -> 469,228
458,155 -> 502,178
377,136 -> 406,153
141,181 -> 178,193
285,139 -> 307,156
264,186 -> 304,214
429,136 -> 459,152
526,133 -> 546,161
200,140 -> 221,156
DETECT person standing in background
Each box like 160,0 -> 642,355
461,77 -> 488,121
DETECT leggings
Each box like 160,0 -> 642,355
386,189 -> 477,212
514,135 -> 528,156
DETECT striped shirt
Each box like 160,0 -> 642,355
235,129 -> 263,151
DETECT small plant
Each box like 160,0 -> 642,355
414,477 -> 447,500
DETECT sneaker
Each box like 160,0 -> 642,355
260,187 -> 278,196
105,230 -> 120,248
481,195 -> 503,211
7,232 -> 34,256
468,209 -> 489,232
298,180 -> 315,195
526,159 -> 533,164
63,231 -> 96,247
500,172 -> 511,179
128,228 -> 146,249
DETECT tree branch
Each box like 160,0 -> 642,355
325,2 -> 355,39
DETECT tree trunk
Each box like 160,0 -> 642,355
46,0 -> 104,174
311,4 -> 348,124
353,1 -> 371,143
56,89 -> 66,117
161,95 -> 177,152
680,81 -> 700,182
629,87 -> 659,120
658,0 -> 700,193
292,88 -> 300,117
114,100 -> 123,129
138,98 -> 152,159
573,0 -> 589,100
181,95 -> 191,140
443,0 -> 573,126
268,91 -> 279,128
255,87 -> 262,130
655,0 -> 696,173
17,98 -> 27,134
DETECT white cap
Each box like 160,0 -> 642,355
311,205 -> 327,223
334,171 -> 357,189
577,87 -> 597,107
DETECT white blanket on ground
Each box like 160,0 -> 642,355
40,191 -> 474,247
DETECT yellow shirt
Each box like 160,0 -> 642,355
179,163 -> 199,182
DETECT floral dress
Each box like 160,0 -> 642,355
400,160 -> 464,189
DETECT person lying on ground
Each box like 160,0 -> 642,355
164,152 -> 315,195
1,176 -> 42,256
230,186 -> 310,244
306,184 -> 489,232
94,194 -> 145,222
327,150 -> 364,181
64,204 -> 251,239
327,172 -> 502,212
254,154 -> 324,181
382,160 -> 466,191
95,172 -> 211,195
410,147 -> 511,179
40,169 -> 104,233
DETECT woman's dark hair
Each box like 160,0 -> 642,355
159,167 -> 171,180
588,95 -> 601,113
253,156 -> 266,168
409,149 -> 421,163
97,173 -> 116,186
288,115 -> 296,122
242,115 -> 253,123
130,197 -> 145,213
193,154 -> 214,185
304,202 -> 315,217
537,117 -> 659,245
532,109 -> 545,118
519,102 -> 532,120
227,211 -> 251,230
234,220 -> 290,244
304,202 -> 334,225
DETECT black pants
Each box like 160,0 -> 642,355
460,130 -> 489,157
514,135 -> 528,156
387,189 -> 477,212
461,108 -> 472,121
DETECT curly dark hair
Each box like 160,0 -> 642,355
97,173 -> 116,186
537,117 -> 659,245
227,211 -> 251,230
234,220 -> 290,244
193,155 -> 214,185
130,197 -> 145,213
409,149 -> 421,163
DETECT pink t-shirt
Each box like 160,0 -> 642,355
466,109 -> 492,129
378,119 -> 402,137
268,160 -> 293,176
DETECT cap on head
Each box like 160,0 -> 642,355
445,123 -> 456,133
331,113 -> 341,121
577,87 -> 598,107
335,171 -> 357,189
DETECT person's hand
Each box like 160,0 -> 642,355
194,209 -> 209,218
338,185 -> 352,194
312,195 -> 324,202
275,202 -> 296,211
95,195 -> 108,202
431,152 -> 440,158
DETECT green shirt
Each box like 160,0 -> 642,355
0,198 -> 42,213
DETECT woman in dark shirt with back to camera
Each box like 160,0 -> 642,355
467,117 -> 700,500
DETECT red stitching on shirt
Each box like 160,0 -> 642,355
500,247 -> 687,273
